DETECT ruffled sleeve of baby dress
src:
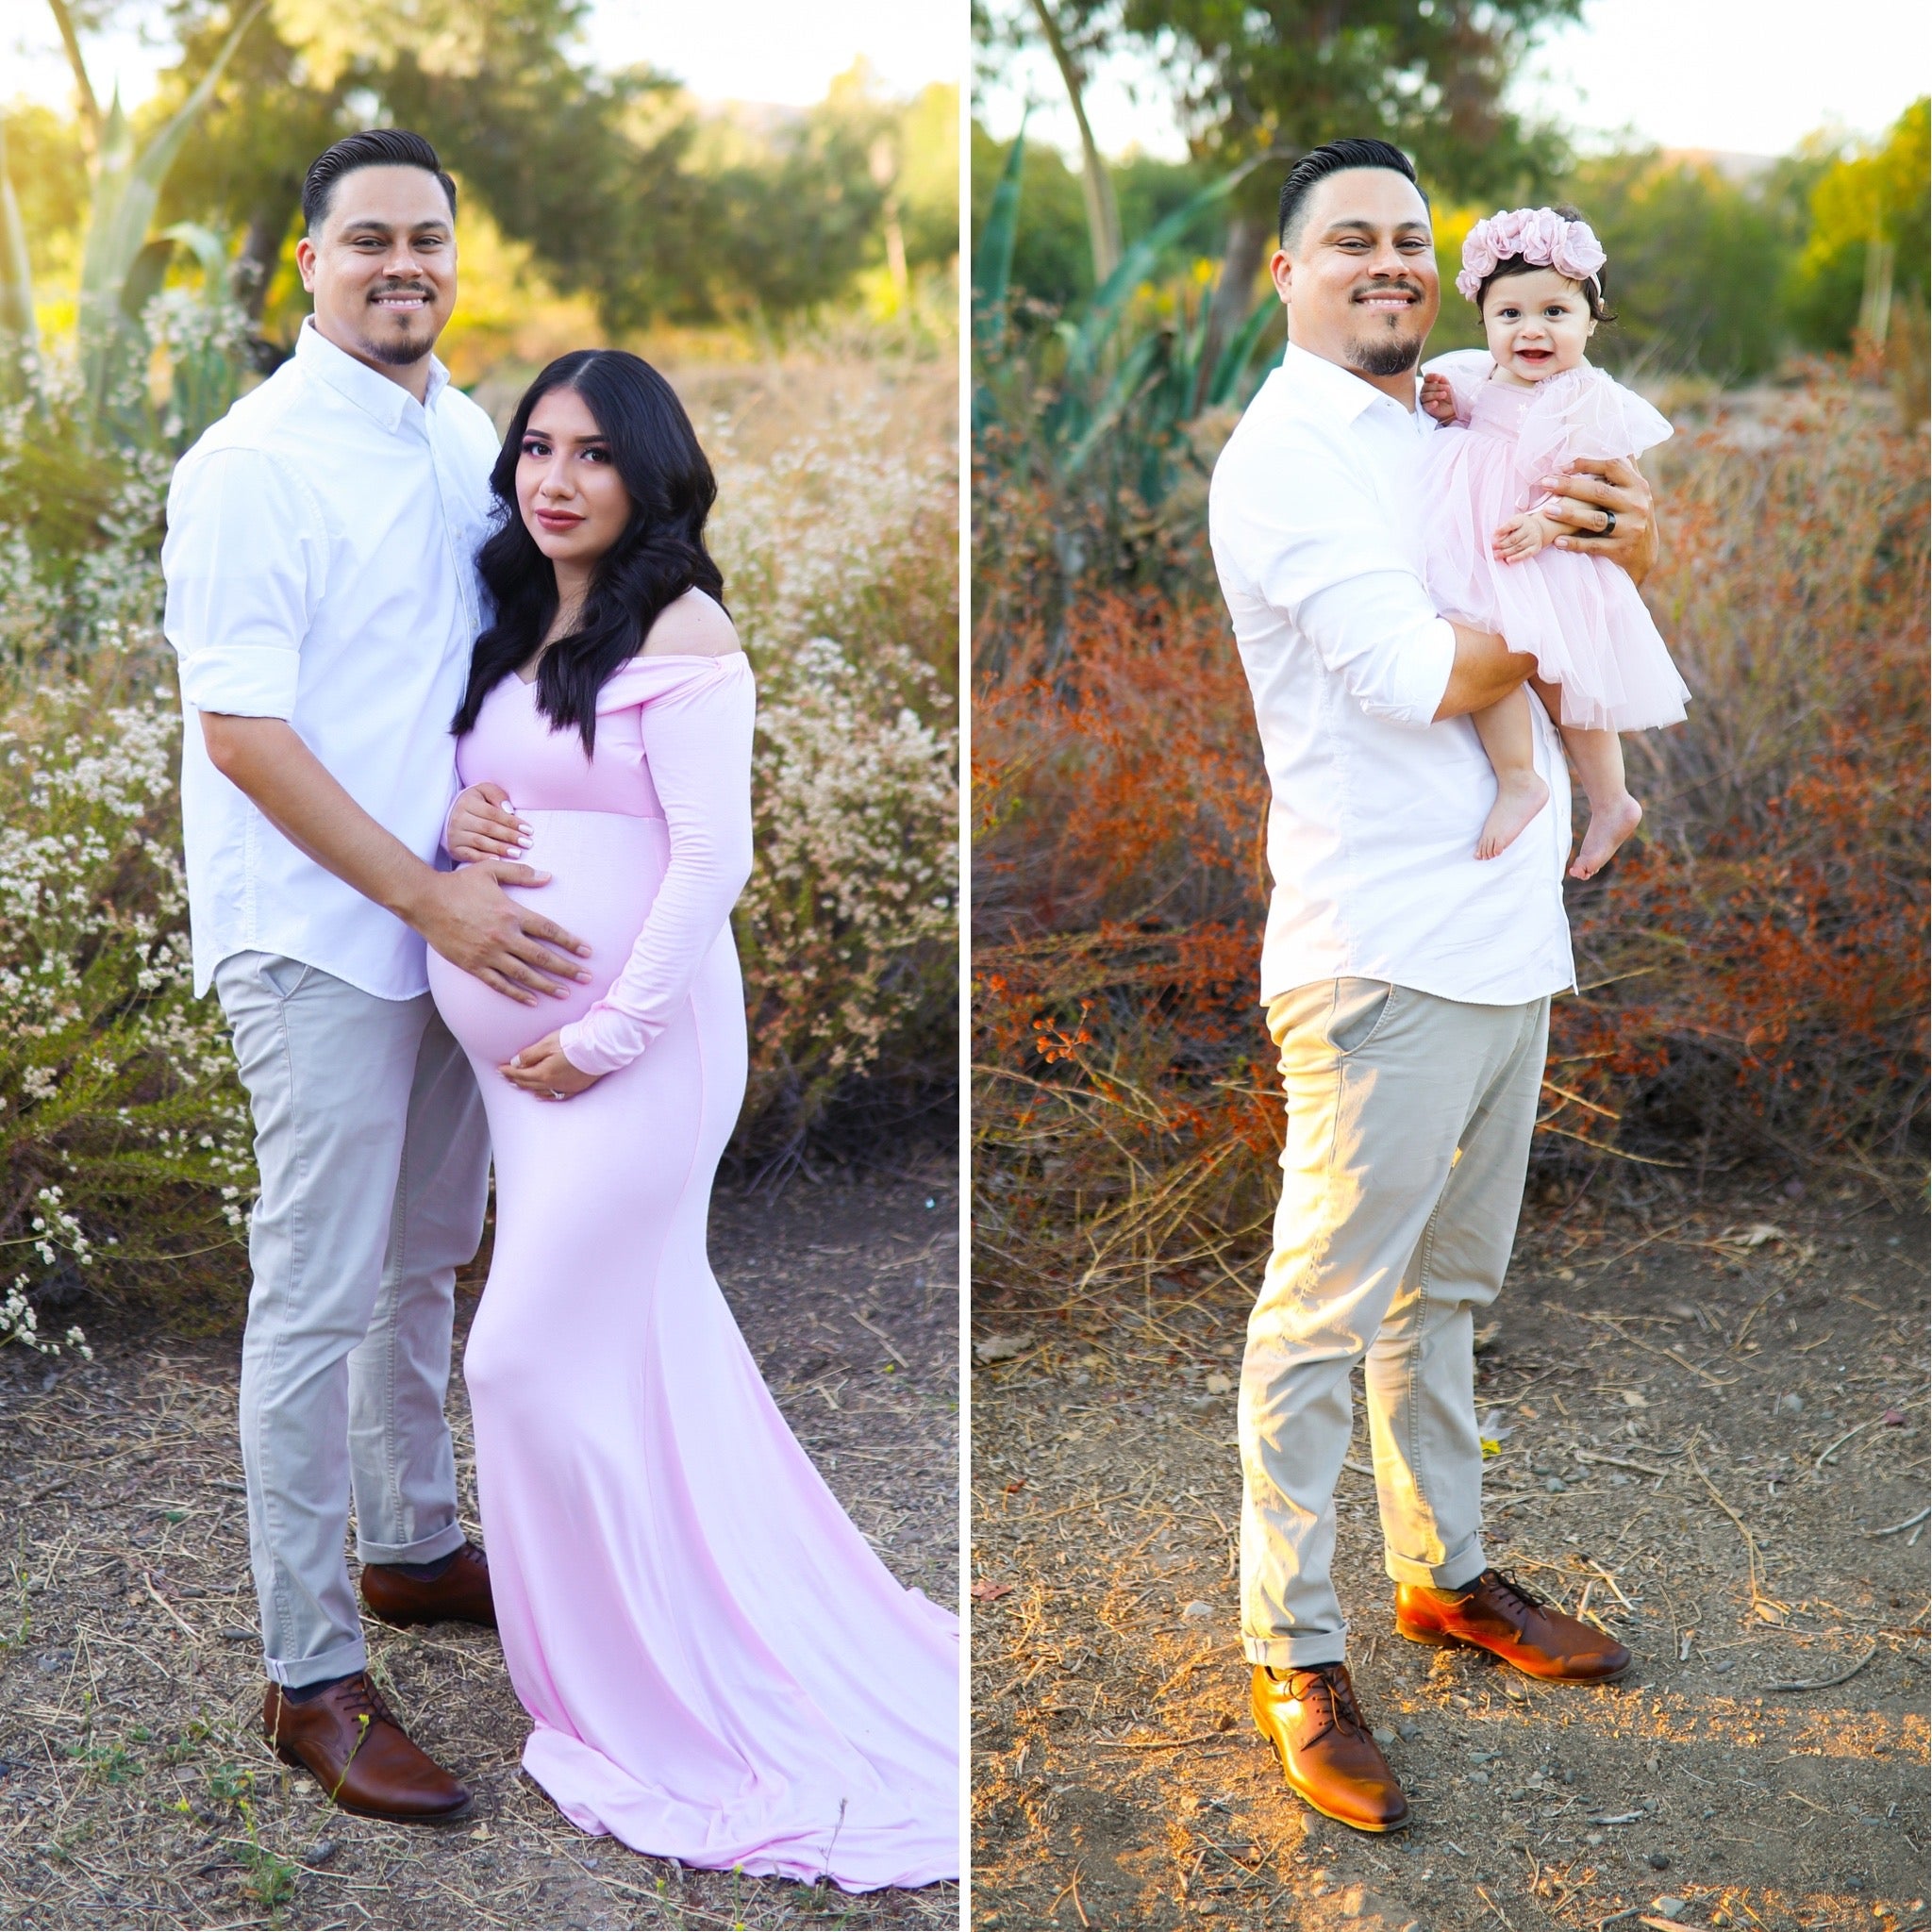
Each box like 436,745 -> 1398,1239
1422,347 -> 1495,424
1514,362 -> 1673,498
558,652 -> 756,1076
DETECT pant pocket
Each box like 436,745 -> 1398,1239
257,955 -> 313,1002
1328,978 -> 1397,1058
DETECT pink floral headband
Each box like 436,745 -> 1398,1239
1455,208 -> 1607,303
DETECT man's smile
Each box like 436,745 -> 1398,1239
1353,284 -> 1424,310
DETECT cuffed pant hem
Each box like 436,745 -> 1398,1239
1243,1632 -> 1350,1670
355,1521 -> 467,1567
1384,1538 -> 1488,1591
264,1632 -> 368,1690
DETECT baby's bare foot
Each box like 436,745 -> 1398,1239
1570,792 -> 1643,878
1475,770 -> 1550,860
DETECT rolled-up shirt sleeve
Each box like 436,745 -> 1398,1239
162,447 -> 322,719
1297,575 -> 1455,728
1217,436 -> 1454,729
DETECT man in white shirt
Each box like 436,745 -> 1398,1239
1208,140 -> 1652,1834
162,129 -> 592,1824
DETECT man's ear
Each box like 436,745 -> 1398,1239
295,236 -> 318,294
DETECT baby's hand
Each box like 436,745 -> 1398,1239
1493,510 -> 1556,565
445,782 -> 531,864
1420,372 -> 1458,424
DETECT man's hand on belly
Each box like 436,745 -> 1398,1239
199,711 -> 591,1004
412,865 -> 592,1007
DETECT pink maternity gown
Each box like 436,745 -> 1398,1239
426,652 -> 960,1891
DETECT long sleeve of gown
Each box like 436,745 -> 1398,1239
558,655 -> 756,1076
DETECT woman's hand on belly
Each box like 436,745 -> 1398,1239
502,1029 -> 603,1102
446,781 -> 533,864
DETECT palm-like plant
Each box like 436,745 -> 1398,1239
1,0 -> 263,444
973,125 -> 1283,663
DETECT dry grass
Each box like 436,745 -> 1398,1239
971,1174 -> 1929,1929
0,1166 -> 959,1929
971,372 -> 1928,1312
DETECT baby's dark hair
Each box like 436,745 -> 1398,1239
1474,205 -> 1617,323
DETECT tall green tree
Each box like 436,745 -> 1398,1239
153,0 -> 714,334
1785,96 -> 1930,354
1034,0 -> 1584,374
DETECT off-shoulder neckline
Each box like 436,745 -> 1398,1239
510,650 -> 747,688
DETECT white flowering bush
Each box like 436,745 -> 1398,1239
0,673 -> 253,1340
0,355 -> 173,667
0,358 -> 955,1350
709,413 -> 958,1146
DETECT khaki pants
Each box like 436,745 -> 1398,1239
216,953 -> 491,1688
1239,978 -> 1548,1668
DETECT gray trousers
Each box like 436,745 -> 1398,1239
215,953 -> 491,1688
1239,978 -> 1549,1669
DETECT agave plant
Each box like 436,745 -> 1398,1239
973,125 -> 1283,661
1,0 -> 262,443
0,110 -> 38,380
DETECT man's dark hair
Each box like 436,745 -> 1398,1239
1471,203 -> 1616,322
302,129 -> 458,235
1277,139 -> 1427,251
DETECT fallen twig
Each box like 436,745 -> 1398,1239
1689,1448 -> 1784,1622
1765,1641 -> 1879,1692
1814,1414 -> 1884,1472
1574,1449 -> 1678,1480
1867,1506 -> 1932,1538
851,1310 -> 910,1370
141,1572 -> 201,1643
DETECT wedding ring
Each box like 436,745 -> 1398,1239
1599,508 -> 1616,537
547,1088 -> 565,1100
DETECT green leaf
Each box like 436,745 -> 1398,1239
1066,153 -> 1274,384
0,107 -> 36,361
1204,291 -> 1281,408
972,117 -> 1027,346
79,0 -> 265,409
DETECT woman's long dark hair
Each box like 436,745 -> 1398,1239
453,349 -> 724,752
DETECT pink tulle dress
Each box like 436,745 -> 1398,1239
1419,352 -> 1690,732
426,654 -> 960,1891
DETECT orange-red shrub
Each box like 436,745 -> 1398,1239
973,375 -> 1927,1299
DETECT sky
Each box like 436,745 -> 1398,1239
7,0 -> 963,113
976,0 -> 1931,162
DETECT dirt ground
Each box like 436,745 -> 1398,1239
971,1173 -> 1929,1930
0,1162 -> 960,1931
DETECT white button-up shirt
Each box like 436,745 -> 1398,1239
162,319 -> 502,998
1208,341 -> 1575,1008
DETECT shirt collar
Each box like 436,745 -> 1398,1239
295,316 -> 450,429
1278,340 -> 1422,430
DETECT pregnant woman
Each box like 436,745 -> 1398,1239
426,350 -> 959,1890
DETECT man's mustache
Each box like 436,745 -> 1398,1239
1351,281 -> 1426,303
369,284 -> 435,299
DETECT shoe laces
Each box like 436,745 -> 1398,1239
1274,1662 -> 1369,1746
330,1673 -> 400,1732
1479,1568 -> 1551,1624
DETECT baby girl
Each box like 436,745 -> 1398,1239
1418,205 -> 1690,877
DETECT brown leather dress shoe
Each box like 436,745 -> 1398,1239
264,1674 -> 473,1824
1394,1568 -> 1632,1681
360,1541 -> 495,1629
1251,1661 -> 1410,1834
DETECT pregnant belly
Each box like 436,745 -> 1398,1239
428,809 -> 668,1070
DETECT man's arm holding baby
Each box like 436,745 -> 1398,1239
1539,455 -> 1658,582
